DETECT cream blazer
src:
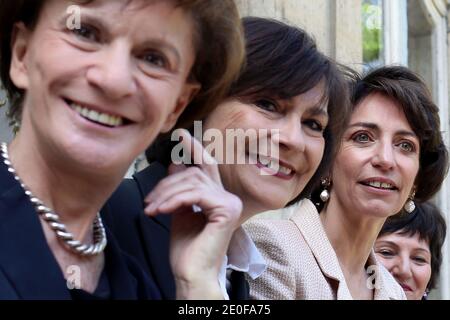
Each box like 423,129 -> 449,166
244,199 -> 406,300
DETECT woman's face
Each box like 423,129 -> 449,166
10,0 -> 198,174
375,232 -> 432,300
203,82 -> 328,217
330,93 -> 420,218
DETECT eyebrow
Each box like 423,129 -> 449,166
376,240 -> 399,249
348,122 -> 418,138
414,248 -> 432,256
61,11 -> 182,68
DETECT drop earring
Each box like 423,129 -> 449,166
404,189 -> 416,214
320,178 -> 331,203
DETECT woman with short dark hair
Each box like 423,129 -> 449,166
375,201 -> 447,300
246,66 -> 448,300
0,0 -> 245,299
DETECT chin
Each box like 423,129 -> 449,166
362,202 -> 402,218
252,194 -> 289,213
406,292 -> 418,300
63,141 -> 132,174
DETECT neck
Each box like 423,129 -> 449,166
320,195 -> 386,275
8,133 -> 126,243
239,201 -> 270,226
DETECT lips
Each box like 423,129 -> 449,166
248,153 -> 296,179
257,155 -> 294,175
399,283 -> 413,292
65,99 -> 132,128
359,177 -> 398,191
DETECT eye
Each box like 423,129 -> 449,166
71,24 -> 99,42
254,99 -> 278,112
352,132 -> 372,143
398,141 -> 416,153
303,119 -> 324,133
376,249 -> 394,257
142,51 -> 168,69
412,256 -> 429,265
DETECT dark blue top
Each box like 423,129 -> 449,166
0,159 -> 161,300
102,162 -> 250,300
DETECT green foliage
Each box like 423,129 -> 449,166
362,2 -> 383,63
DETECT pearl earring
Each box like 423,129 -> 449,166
320,178 -> 331,203
404,189 -> 416,214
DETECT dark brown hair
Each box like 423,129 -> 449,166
379,201 -> 447,291
0,0 -> 245,128
350,66 -> 449,203
147,17 -> 351,204
233,17 -> 350,202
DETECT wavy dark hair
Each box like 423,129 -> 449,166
379,202 -> 447,291
350,66 -> 449,203
147,16 -> 351,205
312,66 -> 449,210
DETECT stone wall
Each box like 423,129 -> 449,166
236,0 -> 363,67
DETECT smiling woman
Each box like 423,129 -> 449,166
0,0 -> 245,299
375,201 -> 447,300
103,17 -> 351,300
246,66 -> 449,300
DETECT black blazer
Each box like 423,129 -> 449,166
102,162 -> 250,300
0,160 -> 160,300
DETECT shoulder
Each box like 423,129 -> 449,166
244,200 -> 317,258
102,162 -> 170,229
244,217 -> 305,259
376,263 -> 407,300
243,211 -> 315,299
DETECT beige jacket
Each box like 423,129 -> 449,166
244,199 -> 406,300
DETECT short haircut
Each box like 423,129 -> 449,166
231,17 -> 351,202
350,66 -> 449,202
0,0 -> 245,129
147,17 -> 351,204
379,202 -> 447,291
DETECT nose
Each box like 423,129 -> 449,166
371,140 -> 396,171
391,256 -> 413,281
273,115 -> 306,153
86,42 -> 137,100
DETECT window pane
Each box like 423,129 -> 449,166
362,0 -> 384,70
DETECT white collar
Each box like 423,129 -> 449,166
218,226 -> 267,299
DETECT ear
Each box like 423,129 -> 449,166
9,22 -> 31,90
160,82 -> 201,133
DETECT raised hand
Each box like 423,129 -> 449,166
144,129 -> 242,299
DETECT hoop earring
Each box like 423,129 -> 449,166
404,189 -> 416,214
320,178 -> 331,203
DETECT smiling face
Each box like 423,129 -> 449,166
375,232 -> 432,300
203,82 -> 328,218
10,0 -> 198,175
330,93 -> 420,218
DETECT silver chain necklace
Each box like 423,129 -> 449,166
1,143 -> 107,256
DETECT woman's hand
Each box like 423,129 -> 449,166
144,130 -> 243,299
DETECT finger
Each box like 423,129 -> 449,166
156,190 -> 204,215
146,190 -> 202,216
144,182 -> 198,215
145,166 -> 207,203
178,130 -> 221,183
